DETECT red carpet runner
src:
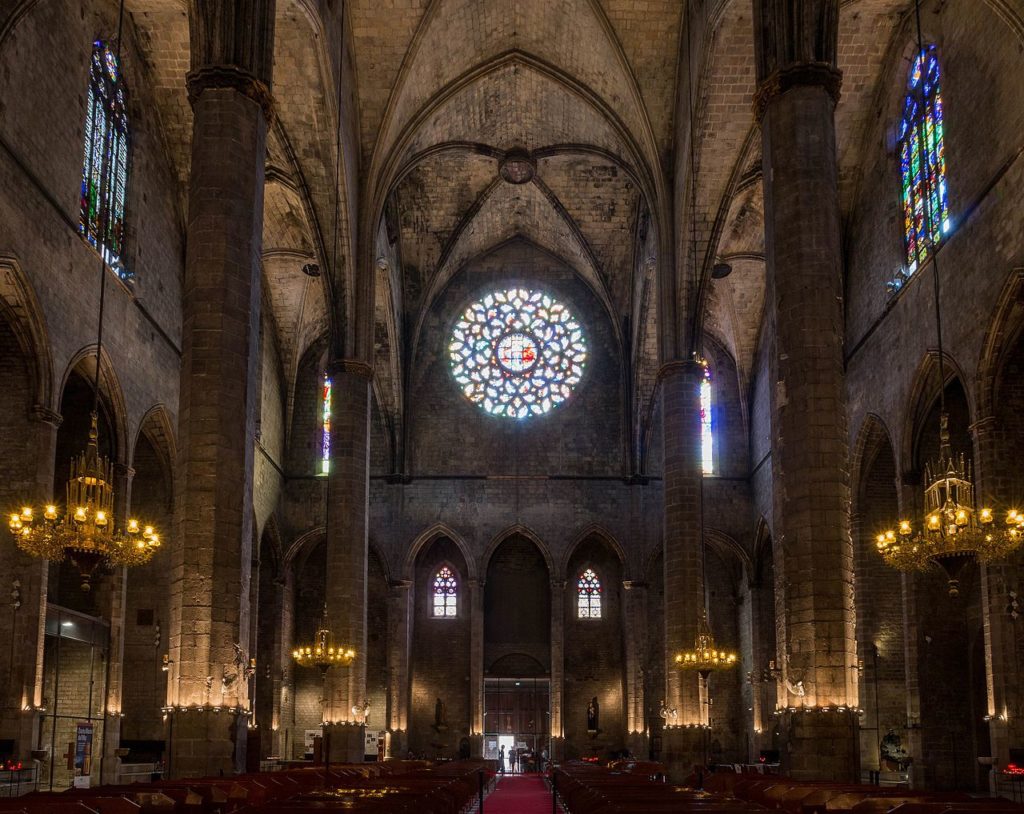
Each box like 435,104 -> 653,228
486,774 -> 553,814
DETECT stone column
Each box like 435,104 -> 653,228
623,580 -> 648,756
323,361 -> 371,762
660,360 -> 705,774
168,0 -> 276,778
550,580 -> 565,760
971,416 -> 1020,788
467,579 -> 484,756
0,407 -> 59,760
386,579 -> 411,758
753,0 -> 857,779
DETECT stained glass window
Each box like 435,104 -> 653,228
80,40 -> 130,277
898,44 -> 949,275
700,365 -> 713,475
577,569 -> 602,619
320,374 -> 332,475
449,288 -> 587,419
432,566 -> 458,617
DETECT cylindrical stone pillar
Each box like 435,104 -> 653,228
550,580 -> 565,760
468,579 -> 484,755
623,580 -> 648,756
753,0 -> 857,780
323,360 -> 372,762
386,579 -> 412,757
168,5 -> 275,773
660,360 -> 705,774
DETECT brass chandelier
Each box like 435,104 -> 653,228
675,610 -> 738,679
292,607 -> 356,674
876,0 -> 1024,596
875,414 -> 1023,596
9,414 -> 161,591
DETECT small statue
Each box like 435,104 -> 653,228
587,696 -> 599,731
433,697 -> 448,731
785,678 -> 805,697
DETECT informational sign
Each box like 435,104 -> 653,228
363,729 -> 379,758
303,730 -> 320,755
75,723 -> 93,776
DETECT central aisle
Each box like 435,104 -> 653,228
486,774 -> 552,814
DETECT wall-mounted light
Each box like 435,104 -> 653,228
161,654 -> 172,672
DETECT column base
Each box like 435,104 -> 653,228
626,731 -> 649,761
0,709 -> 39,761
324,723 -> 365,764
387,729 -> 408,759
168,711 -> 246,778
661,726 -> 706,783
774,709 -> 859,781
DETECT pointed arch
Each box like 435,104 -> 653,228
0,256 -> 54,411
900,350 -> 973,474
404,522 -> 477,582
482,523 -> 555,581
560,524 -> 627,581
703,528 -> 752,584
851,413 -> 898,508
59,346 -> 129,462
976,269 -> 1024,421
283,525 -> 391,584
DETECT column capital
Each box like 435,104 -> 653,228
657,359 -> 704,385
753,63 -> 842,122
970,415 -> 998,436
30,405 -> 62,427
622,580 -> 648,591
388,579 -> 412,592
186,65 -> 275,124
325,358 -> 374,381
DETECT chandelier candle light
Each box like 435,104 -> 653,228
9,416 -> 161,591
292,606 -> 356,674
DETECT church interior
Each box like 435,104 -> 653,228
2,0 -> 1024,808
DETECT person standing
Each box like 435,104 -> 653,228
498,745 -> 506,773
509,748 -> 517,774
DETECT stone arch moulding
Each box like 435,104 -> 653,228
976,269 -> 1024,421
403,522 -> 477,583
59,345 -> 130,464
751,516 -> 773,588
560,524 -> 628,582
703,527 -> 752,585
135,403 -> 177,467
900,349 -> 973,475
283,525 -> 392,585
850,413 -> 897,508
0,256 -> 54,412
482,523 -> 555,581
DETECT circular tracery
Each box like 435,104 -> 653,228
450,288 -> 587,419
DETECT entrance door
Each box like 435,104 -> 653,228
483,677 -> 550,767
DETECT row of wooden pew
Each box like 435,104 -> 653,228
552,764 -> 1024,814
704,773 -> 1024,814
553,761 -> 769,813
0,760 -> 495,814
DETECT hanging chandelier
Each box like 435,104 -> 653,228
292,606 -> 356,674
876,415 -> 1023,596
9,414 -> 161,591
674,610 -> 738,679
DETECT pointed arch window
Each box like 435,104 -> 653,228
577,569 -> 602,619
700,365 -> 713,475
320,374 -> 332,475
899,44 -> 949,274
432,566 -> 458,617
80,40 -> 130,277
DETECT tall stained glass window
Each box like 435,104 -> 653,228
432,566 -> 458,617
700,365 -> 713,475
577,569 -> 602,618
320,374 -> 332,475
450,288 -> 587,419
899,44 -> 949,274
80,40 -> 130,276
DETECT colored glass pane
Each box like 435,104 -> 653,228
433,566 -> 458,617
449,288 -> 587,419
321,375 -> 331,475
577,569 -> 602,619
79,41 -> 130,278
701,366 -> 713,475
898,45 -> 949,274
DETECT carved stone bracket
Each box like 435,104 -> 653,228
186,65 -> 276,124
325,358 -> 374,382
753,63 -> 842,122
